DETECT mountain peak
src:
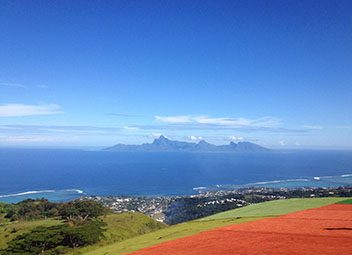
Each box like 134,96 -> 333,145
158,135 -> 167,140
152,135 -> 169,145
105,138 -> 269,152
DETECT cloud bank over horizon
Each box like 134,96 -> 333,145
0,111 -> 348,149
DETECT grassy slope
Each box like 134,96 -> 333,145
66,212 -> 166,254
82,217 -> 261,255
0,218 -> 61,249
83,197 -> 350,255
337,198 -> 352,204
0,212 -> 165,252
201,197 -> 348,220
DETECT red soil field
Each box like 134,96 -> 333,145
129,204 -> 352,255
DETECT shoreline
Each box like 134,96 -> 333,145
1,185 -> 351,223
2,172 -> 352,203
85,186 -> 352,223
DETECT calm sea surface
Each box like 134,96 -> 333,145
1,148 -> 352,203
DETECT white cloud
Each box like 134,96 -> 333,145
303,125 -> 323,130
295,142 -> 301,146
279,140 -> 286,146
150,133 -> 163,139
155,115 -> 191,123
188,135 -> 203,141
2,135 -> 77,143
123,126 -> 139,131
228,136 -> 244,141
155,115 -> 281,128
36,84 -> 48,89
0,82 -> 26,88
0,104 -> 63,117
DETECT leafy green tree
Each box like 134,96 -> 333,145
58,200 -> 108,220
5,199 -> 60,221
62,220 -> 106,248
1,220 -> 106,254
2,225 -> 64,254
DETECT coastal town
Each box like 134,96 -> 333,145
86,186 -> 352,224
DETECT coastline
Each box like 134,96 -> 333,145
86,186 -> 352,223
1,172 -> 352,204
1,185 -> 351,224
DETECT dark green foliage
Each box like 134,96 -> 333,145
4,199 -> 108,221
1,220 -> 106,254
2,225 -> 64,255
165,195 -> 247,224
58,200 -> 108,219
0,202 -> 15,214
5,199 -> 59,221
1,199 -> 108,254
337,198 -> 352,204
62,220 -> 106,248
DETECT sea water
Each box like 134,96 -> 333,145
0,148 -> 352,203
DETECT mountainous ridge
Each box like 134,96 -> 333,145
104,136 -> 269,152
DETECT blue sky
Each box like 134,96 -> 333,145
0,0 -> 351,149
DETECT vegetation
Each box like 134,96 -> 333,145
337,198 -> 352,204
66,212 -> 167,254
200,197 -> 348,220
0,218 -> 61,250
2,220 -> 106,254
0,199 -> 166,255
82,197 -> 351,255
3,199 -> 109,222
1,197 -> 351,254
0,199 -> 109,254
81,216 -> 260,255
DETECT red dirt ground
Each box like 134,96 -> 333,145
129,204 -> 352,255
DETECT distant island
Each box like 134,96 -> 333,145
104,135 -> 269,152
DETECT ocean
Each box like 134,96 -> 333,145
1,148 -> 352,203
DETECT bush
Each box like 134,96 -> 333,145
1,220 -> 106,254
3,198 -> 108,222
58,200 -> 108,219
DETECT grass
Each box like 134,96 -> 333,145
0,218 -> 61,249
2,197 -> 350,254
0,212 -> 165,253
66,212 -> 167,254
81,197 -> 351,255
101,212 -> 166,243
337,198 -> 352,204
81,216 -> 262,255
200,197 -> 349,220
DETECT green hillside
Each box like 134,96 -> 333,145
201,197 -> 348,220
337,198 -> 352,204
82,216 -> 260,255
2,197 -> 350,254
0,218 -> 61,249
83,197 -> 350,255
70,212 -> 166,254
0,211 -> 165,253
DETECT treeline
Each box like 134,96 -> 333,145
1,199 -> 110,255
3,220 -> 106,255
165,194 -> 248,224
4,198 -> 109,221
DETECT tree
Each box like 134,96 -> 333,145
2,225 -> 64,254
62,220 -> 106,248
1,220 -> 106,254
58,200 -> 108,220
